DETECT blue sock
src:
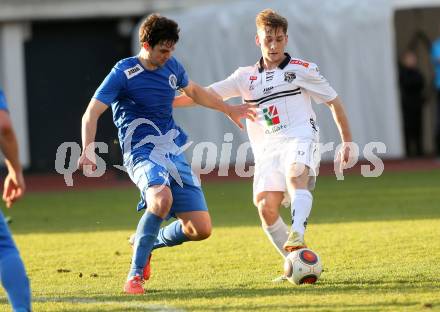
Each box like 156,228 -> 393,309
128,211 -> 163,279
0,253 -> 31,312
153,220 -> 189,250
0,214 -> 31,312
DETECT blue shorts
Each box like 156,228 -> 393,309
126,153 -> 208,219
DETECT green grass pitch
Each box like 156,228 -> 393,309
1,170 -> 439,311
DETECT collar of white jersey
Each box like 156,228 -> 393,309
257,53 -> 291,73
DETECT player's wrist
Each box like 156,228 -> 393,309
223,104 -> 232,117
5,159 -> 22,176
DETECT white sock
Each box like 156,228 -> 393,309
262,216 -> 289,258
291,189 -> 313,235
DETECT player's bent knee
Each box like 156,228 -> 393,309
156,195 -> 172,210
288,165 -> 310,189
147,194 -> 172,217
288,176 -> 309,190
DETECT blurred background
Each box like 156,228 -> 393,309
1,0 -> 440,173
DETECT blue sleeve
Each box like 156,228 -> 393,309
432,41 -> 440,63
0,90 -> 8,111
93,68 -> 126,105
175,59 -> 189,89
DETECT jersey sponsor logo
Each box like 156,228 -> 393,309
249,75 -> 258,90
263,104 -> 280,126
124,64 -> 144,79
284,71 -> 296,83
263,86 -> 274,95
290,59 -> 309,68
262,104 -> 288,134
169,74 -> 178,89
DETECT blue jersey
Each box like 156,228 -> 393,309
432,38 -> 440,89
0,89 -> 8,111
94,56 -> 189,165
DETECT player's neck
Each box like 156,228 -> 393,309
138,50 -> 158,71
262,58 -> 282,71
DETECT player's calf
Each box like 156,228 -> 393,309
128,234 -> 152,281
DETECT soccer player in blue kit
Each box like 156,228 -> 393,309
0,89 -> 31,311
78,14 -> 254,294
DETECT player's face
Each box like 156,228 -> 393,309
148,41 -> 176,67
256,26 -> 288,65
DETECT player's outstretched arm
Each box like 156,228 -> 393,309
325,96 -> 353,170
173,87 -> 224,108
78,99 -> 108,172
0,110 -> 25,208
181,81 -> 255,129
173,93 -> 196,108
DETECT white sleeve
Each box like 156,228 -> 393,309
209,68 -> 242,100
294,63 -> 337,104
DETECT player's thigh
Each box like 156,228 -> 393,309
175,211 -> 212,240
126,158 -> 173,213
254,191 -> 284,226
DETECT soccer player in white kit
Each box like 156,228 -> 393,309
175,9 -> 352,278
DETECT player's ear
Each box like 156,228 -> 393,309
255,34 -> 260,46
142,42 -> 151,51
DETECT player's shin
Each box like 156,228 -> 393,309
128,211 -> 163,279
153,220 -> 189,250
262,216 -> 289,258
290,189 -> 313,235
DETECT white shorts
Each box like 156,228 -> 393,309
252,137 -> 320,207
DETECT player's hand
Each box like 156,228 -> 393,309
337,142 -> 351,172
3,170 -> 25,208
225,104 -> 257,130
78,152 -> 97,175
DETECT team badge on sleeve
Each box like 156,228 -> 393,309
284,71 -> 296,83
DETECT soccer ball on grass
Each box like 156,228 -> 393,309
283,248 -> 322,285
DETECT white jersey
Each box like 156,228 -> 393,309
210,54 -> 337,159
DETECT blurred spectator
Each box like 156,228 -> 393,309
399,50 -> 425,157
432,31 -> 440,156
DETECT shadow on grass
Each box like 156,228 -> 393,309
1,283 -> 435,311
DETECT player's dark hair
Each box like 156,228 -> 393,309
256,9 -> 288,34
139,13 -> 180,48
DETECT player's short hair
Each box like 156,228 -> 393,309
139,13 -> 180,48
256,9 -> 288,34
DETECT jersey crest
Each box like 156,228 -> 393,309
169,74 -> 178,89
